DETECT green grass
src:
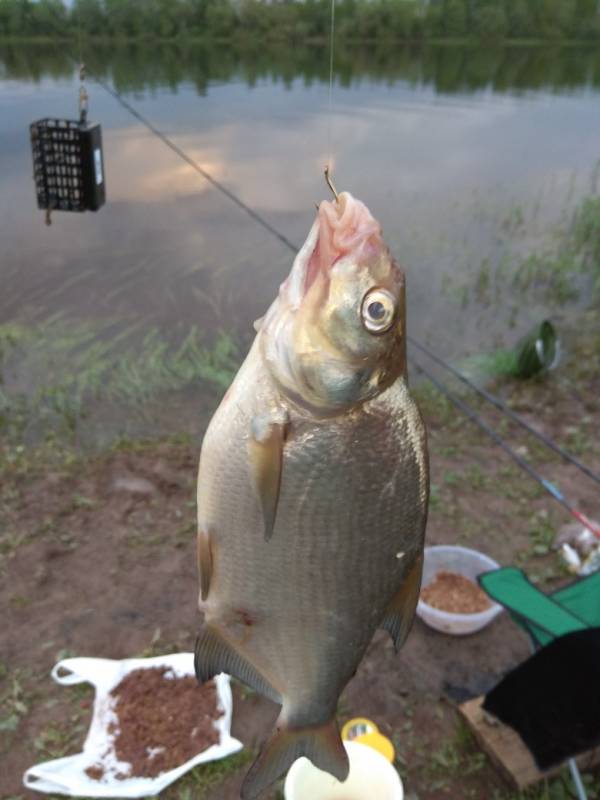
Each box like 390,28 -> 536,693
443,189 -> 600,360
0,320 -> 240,443
571,196 -> 600,290
0,667 -> 34,752
492,768 -> 600,799
423,720 -> 487,791
412,381 -> 455,425
161,749 -> 253,800
511,194 -> 600,304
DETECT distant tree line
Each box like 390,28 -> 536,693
0,0 -> 599,42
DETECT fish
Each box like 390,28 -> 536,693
195,189 -> 429,799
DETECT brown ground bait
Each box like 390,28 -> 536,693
85,764 -> 105,780
92,667 -> 222,779
421,571 -> 492,614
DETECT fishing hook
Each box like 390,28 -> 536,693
324,165 -> 339,201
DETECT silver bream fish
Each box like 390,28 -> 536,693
195,190 -> 429,798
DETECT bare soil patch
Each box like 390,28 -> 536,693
1,322 -> 599,799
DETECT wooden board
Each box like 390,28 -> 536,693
459,695 -> 600,790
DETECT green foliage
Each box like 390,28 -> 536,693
571,196 -> 600,290
510,193 -> 600,302
444,0 -> 468,37
161,749 -> 253,799
492,767 -> 600,798
506,0 -> 536,36
0,0 -> 599,42
0,320 -> 240,443
472,2 -> 509,40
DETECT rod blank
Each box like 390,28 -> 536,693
409,336 -> 599,485
410,357 -> 600,539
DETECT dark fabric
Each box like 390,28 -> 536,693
483,628 -> 600,770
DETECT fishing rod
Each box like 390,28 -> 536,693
410,357 -> 600,540
409,336 -> 600,486
51,36 -> 600,508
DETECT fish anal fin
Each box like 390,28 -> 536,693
248,413 -> 287,541
241,714 -> 348,800
381,552 -> 424,652
194,625 -> 281,705
197,528 -> 213,602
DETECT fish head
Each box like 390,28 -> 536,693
261,191 -> 406,414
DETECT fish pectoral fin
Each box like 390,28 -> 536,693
197,528 -> 213,602
241,714 -> 348,800
248,413 -> 288,541
194,625 -> 281,705
381,552 -> 424,653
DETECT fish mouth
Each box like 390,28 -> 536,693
259,191 -> 404,415
284,192 -> 385,308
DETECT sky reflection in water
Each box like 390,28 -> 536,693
1,42 -> 599,440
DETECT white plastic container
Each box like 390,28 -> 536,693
284,741 -> 403,800
416,545 -> 502,635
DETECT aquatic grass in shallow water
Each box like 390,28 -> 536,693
0,321 -> 240,443
106,328 -> 239,403
442,190 -> 600,322
571,196 -> 600,292
512,194 -> 600,303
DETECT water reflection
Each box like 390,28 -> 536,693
108,125 -> 225,202
1,42 -> 599,445
2,41 -> 600,96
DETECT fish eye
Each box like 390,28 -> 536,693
361,288 -> 396,334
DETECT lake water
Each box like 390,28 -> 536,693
1,41 -> 599,444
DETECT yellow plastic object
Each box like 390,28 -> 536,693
341,717 -> 379,741
354,731 -> 396,763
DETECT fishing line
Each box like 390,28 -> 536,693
409,336 -> 600,485
77,1 -> 83,69
326,0 -> 336,171
410,357 -> 600,539
44,27 -> 600,494
60,50 -> 299,254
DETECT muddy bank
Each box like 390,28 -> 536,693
1,319 -> 599,800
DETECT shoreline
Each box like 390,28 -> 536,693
2,35 -> 599,47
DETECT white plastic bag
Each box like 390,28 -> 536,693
23,653 -> 243,797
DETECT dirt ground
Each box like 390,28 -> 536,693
1,321 -> 599,800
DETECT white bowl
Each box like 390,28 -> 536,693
284,741 -> 403,800
416,545 -> 502,635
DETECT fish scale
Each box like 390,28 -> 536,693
195,191 -> 428,798
199,352 -> 426,734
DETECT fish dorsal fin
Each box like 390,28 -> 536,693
248,411 -> 288,541
241,713 -> 348,800
195,625 -> 281,704
380,552 -> 423,652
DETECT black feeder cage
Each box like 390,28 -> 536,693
30,116 -> 106,216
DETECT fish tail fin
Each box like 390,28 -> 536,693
241,714 -> 348,800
